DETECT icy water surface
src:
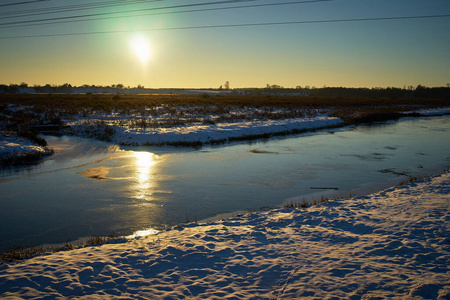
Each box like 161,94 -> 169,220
1,116 -> 449,250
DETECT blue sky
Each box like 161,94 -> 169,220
0,0 -> 449,88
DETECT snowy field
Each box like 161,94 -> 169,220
0,171 -> 448,299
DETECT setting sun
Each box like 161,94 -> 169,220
130,35 -> 151,64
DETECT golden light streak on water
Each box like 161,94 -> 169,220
133,151 -> 158,200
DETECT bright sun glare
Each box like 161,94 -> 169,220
130,35 -> 151,64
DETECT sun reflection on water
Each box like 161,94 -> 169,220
133,151 -> 157,200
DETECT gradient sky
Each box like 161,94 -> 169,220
0,0 -> 449,88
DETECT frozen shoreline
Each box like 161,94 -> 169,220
1,171 -> 448,299
1,107 -> 449,162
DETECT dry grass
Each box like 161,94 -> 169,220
0,234 -> 124,262
1,93 -> 448,111
2,93 -> 446,126
284,193 -> 356,209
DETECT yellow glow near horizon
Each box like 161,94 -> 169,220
130,35 -> 151,64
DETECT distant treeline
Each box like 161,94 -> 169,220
303,85 -> 450,99
1,83 -> 449,99
246,84 -> 450,99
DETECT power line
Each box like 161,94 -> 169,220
1,14 -> 449,40
0,0 -> 163,19
0,0 -> 49,7
0,0 -> 333,29
0,0 -> 256,26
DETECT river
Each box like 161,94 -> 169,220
1,116 -> 449,251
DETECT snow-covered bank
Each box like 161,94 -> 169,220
66,107 -> 450,146
108,115 -> 344,146
1,172 -> 448,299
409,107 -> 450,116
0,133 -> 53,167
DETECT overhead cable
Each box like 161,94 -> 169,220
0,0 -> 49,7
1,14 -> 449,40
0,0 -> 256,26
0,0 -> 163,18
0,0 -> 332,28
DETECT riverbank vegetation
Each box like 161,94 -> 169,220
0,234 -> 123,262
0,100 -> 57,167
1,91 -> 448,122
1,91 -> 448,165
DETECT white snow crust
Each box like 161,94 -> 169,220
0,133 -> 49,160
108,116 -> 343,145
